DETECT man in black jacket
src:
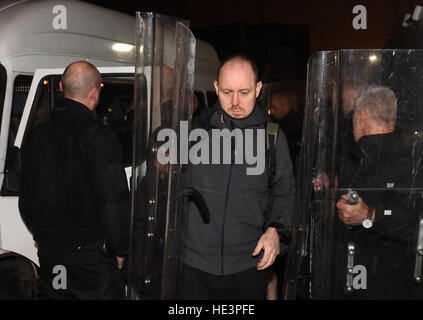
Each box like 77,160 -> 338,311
19,61 -> 130,299
177,55 -> 296,299
336,85 -> 423,299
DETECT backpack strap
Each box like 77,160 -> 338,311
266,121 -> 279,188
266,121 -> 279,222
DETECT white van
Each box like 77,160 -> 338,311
0,0 -> 219,297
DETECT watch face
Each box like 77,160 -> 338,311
362,218 -> 373,229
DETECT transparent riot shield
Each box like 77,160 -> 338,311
283,50 -> 423,300
127,12 -> 195,300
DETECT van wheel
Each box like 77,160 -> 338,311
0,255 -> 38,299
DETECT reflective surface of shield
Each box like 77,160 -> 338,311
284,50 -> 423,299
127,12 -> 195,300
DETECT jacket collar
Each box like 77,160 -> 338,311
358,131 -> 399,160
58,98 -> 95,119
209,101 -> 267,130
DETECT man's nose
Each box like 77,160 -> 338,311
231,92 -> 239,106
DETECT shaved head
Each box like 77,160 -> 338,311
61,61 -> 102,100
214,54 -> 262,118
270,92 -> 296,120
217,54 -> 259,84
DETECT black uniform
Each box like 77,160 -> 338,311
19,98 -> 130,300
274,108 -> 303,169
343,132 -> 423,299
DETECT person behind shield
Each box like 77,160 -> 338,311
336,85 -> 423,299
19,61 -> 130,300
312,82 -> 364,192
269,90 -> 302,169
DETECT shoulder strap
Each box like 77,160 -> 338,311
266,121 -> 279,223
266,121 -> 279,151
266,121 -> 279,188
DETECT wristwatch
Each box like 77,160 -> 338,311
362,206 -> 374,229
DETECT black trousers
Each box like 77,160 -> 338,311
176,263 -> 269,300
38,240 -> 125,300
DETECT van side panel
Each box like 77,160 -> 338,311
0,197 -> 36,263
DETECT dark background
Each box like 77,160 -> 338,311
82,0 -> 421,82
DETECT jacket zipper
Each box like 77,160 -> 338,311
221,162 -> 233,274
221,135 -> 236,274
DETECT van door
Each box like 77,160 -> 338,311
0,66 -> 139,266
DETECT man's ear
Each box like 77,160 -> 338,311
214,80 -> 219,96
87,87 -> 99,111
360,108 -> 369,121
59,81 -> 63,93
256,81 -> 263,98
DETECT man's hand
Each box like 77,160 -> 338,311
252,227 -> 280,271
312,172 -> 330,191
336,194 -> 374,226
116,256 -> 125,270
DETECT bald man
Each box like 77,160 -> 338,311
19,61 -> 130,300
177,54 -> 296,299
270,92 -> 296,121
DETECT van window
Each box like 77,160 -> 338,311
20,74 -> 135,163
0,64 -> 6,133
1,75 -> 34,195
96,76 -> 134,167
2,73 -> 137,195
8,76 -> 33,149
23,75 -> 135,166
25,76 -> 60,135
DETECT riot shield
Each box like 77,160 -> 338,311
127,12 -> 195,300
283,50 -> 423,299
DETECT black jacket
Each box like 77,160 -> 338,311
181,103 -> 296,275
19,98 -> 130,257
348,132 -> 423,298
352,132 -> 418,241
